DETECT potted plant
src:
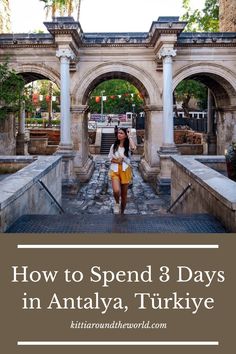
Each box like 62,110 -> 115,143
225,142 -> 236,181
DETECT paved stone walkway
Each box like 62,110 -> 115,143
7,213 -> 226,233
6,155 -> 227,233
62,155 -> 170,215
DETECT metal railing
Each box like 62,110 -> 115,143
174,116 -> 207,133
167,183 -> 192,213
38,180 -> 64,214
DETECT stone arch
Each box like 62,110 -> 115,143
12,63 -> 61,156
71,61 -> 163,182
13,63 -> 60,87
173,63 -> 236,106
173,62 -> 236,154
72,61 -> 161,106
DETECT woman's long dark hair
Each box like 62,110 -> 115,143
113,127 -> 129,157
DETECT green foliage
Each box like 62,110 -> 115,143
23,85 -> 35,115
177,1 -> 218,116
181,0 -> 219,32
40,0 -> 67,7
88,79 -> 144,114
26,118 -> 60,125
0,60 -> 25,120
226,142 -> 236,180
175,80 -> 207,103
32,29 -> 46,34
39,0 -> 74,17
174,80 -> 207,116
226,142 -> 236,162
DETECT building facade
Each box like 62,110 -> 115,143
1,14 -> 236,187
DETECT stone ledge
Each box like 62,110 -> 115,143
0,155 -> 62,232
139,158 -> 160,182
0,156 -> 36,163
170,155 -> 236,232
0,155 -> 62,209
75,156 -> 95,183
171,155 -> 236,208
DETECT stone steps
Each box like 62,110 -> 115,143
100,133 -> 116,154
6,213 -> 226,233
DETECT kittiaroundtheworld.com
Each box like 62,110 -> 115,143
70,320 -> 167,329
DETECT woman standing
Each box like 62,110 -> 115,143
108,127 -> 136,214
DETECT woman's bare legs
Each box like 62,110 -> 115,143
120,184 -> 129,214
111,178 -> 120,204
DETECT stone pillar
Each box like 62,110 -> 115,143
207,89 -> 216,155
56,48 -> 74,151
72,104 -> 94,182
157,48 -> 179,194
207,90 -> 214,135
0,113 -> 16,155
139,105 -> 162,182
217,106 -> 236,155
19,101 -> 25,135
55,48 -> 79,194
159,47 -> 177,149
16,101 -> 28,155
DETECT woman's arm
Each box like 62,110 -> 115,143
108,145 -> 123,164
111,157 -> 123,164
127,129 -> 136,151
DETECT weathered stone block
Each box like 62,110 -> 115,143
170,155 -> 236,232
0,155 -> 62,232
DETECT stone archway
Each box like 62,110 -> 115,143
14,63 -> 60,86
173,63 -> 236,154
73,61 -> 161,105
13,64 -> 61,155
72,62 -> 163,181
2,16 -> 236,187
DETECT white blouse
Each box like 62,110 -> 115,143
108,145 -> 131,172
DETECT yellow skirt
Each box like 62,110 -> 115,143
109,164 -> 132,184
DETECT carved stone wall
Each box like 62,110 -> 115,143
219,0 -> 236,31
0,114 -> 16,155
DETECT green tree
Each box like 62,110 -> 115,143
175,1 -> 219,117
0,60 -> 25,120
40,0 -> 80,18
181,0 -> 219,32
88,80 -> 144,115
174,80 -> 207,117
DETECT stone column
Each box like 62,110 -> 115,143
159,47 -> 177,149
16,101 -> 28,155
207,89 -> 214,135
19,101 -> 25,135
71,104 -> 94,182
157,48 -> 178,194
207,89 -> 216,155
139,105 -> 162,182
0,113 -> 16,155
56,48 -> 74,151
217,106 -> 236,155
55,48 -> 79,194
